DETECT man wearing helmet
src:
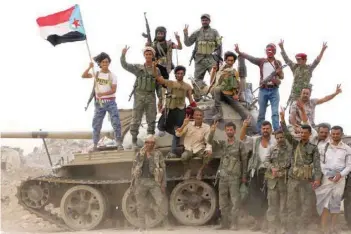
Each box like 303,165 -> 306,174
278,39 -> 328,107
121,46 -> 163,149
184,14 -> 222,101
235,43 -> 284,134
147,26 -> 182,81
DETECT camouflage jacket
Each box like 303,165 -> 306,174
131,148 -> 166,187
120,54 -> 162,99
281,49 -> 320,101
184,27 -> 222,59
281,121 -> 322,181
212,138 -> 248,178
263,142 -> 292,186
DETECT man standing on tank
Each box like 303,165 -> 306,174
121,46 -> 163,149
81,52 -> 124,151
184,14 -> 222,101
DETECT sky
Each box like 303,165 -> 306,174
0,0 -> 350,154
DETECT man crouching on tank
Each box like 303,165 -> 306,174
130,135 -> 169,231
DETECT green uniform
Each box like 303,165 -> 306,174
281,49 -> 320,105
212,138 -> 248,227
132,148 -> 167,228
263,142 -> 291,231
281,121 -> 322,232
121,54 -> 162,139
184,27 -> 221,99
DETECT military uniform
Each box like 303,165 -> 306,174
120,54 -> 162,143
281,121 -> 322,233
212,60 -> 250,121
132,148 -> 168,228
152,39 -> 175,79
263,143 -> 291,232
212,138 -> 248,229
281,49 -> 320,105
157,79 -> 192,155
184,15 -> 221,100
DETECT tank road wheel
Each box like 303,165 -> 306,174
121,187 -> 166,228
60,185 -> 107,231
170,179 -> 217,226
18,180 -> 50,209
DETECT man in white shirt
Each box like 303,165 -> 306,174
315,126 -> 351,233
82,52 -> 123,151
175,108 -> 212,180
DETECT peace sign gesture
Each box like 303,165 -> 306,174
211,120 -> 218,132
279,106 -> 286,120
322,42 -> 328,51
183,114 -> 191,126
335,84 -> 342,94
183,24 -> 189,35
122,45 -> 130,55
174,32 -> 180,41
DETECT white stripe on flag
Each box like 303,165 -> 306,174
39,22 -> 76,39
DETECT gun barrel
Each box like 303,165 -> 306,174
1,131 -> 114,139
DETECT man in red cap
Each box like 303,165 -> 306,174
278,40 -> 328,107
235,43 -> 284,134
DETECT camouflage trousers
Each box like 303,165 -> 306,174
134,178 -> 168,228
130,91 -> 157,138
218,176 -> 241,223
287,178 -> 314,232
193,55 -> 216,100
181,149 -> 212,165
266,178 -> 287,228
92,100 -> 122,145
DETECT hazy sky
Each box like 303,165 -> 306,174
1,0 -> 350,153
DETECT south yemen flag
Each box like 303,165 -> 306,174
36,5 -> 86,46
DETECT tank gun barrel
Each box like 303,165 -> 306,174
1,131 -> 114,139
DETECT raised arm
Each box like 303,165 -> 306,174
81,62 -> 94,78
240,117 -> 250,141
120,46 -> 139,76
234,44 -> 261,66
183,25 -> 198,47
278,39 -> 297,71
172,32 -> 183,50
316,84 -> 342,105
175,116 -> 190,137
280,108 -> 297,145
309,42 -> 327,72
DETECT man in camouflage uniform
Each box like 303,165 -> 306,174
148,26 -> 182,80
154,65 -> 197,157
278,40 -> 328,107
184,14 -> 222,100
210,121 -> 248,230
263,130 -> 291,234
280,109 -> 322,234
121,46 -> 163,148
131,135 -> 168,230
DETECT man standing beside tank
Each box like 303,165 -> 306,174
184,14 -> 222,101
81,52 -> 124,151
130,135 -> 168,230
235,43 -> 284,134
278,39 -> 328,107
209,121 -> 248,230
121,46 -> 163,149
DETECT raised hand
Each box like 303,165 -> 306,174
183,114 -> 190,126
174,32 -> 180,40
278,39 -> 284,49
322,42 -> 328,51
183,24 -> 189,35
89,62 -> 94,68
279,106 -> 285,120
243,116 -> 251,127
122,45 -> 130,55
234,44 -> 240,54
211,120 -> 218,132
335,84 -> 342,94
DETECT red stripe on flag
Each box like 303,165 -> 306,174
36,6 -> 75,27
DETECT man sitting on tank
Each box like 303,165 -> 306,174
175,108 -> 213,180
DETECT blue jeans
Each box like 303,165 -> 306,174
257,87 -> 280,133
92,100 -> 122,145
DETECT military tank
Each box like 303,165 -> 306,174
0,93 -> 260,231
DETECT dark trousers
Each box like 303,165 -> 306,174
247,169 -> 268,219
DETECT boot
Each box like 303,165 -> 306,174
212,106 -> 223,121
132,137 -> 138,150
250,218 -> 262,231
116,138 -> 124,150
89,145 -> 98,152
216,215 -> 230,230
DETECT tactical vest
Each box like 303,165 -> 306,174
196,29 -> 220,55
265,144 -> 291,181
219,141 -> 242,177
152,40 -> 173,73
291,143 -> 315,180
167,82 -> 188,110
135,65 -> 157,93
132,150 -> 164,185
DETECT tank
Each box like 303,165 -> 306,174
0,95 -> 260,231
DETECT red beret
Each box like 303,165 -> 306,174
295,53 -> 307,59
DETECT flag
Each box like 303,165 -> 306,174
36,4 -> 86,46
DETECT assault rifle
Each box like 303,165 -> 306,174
128,81 -> 137,102
211,36 -> 223,70
189,42 -> 197,66
141,12 -> 152,45
262,64 -> 288,84
85,86 -> 95,111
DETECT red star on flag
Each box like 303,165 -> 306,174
72,18 -> 80,28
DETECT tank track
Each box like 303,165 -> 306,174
16,174 -> 217,231
16,175 -> 127,231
